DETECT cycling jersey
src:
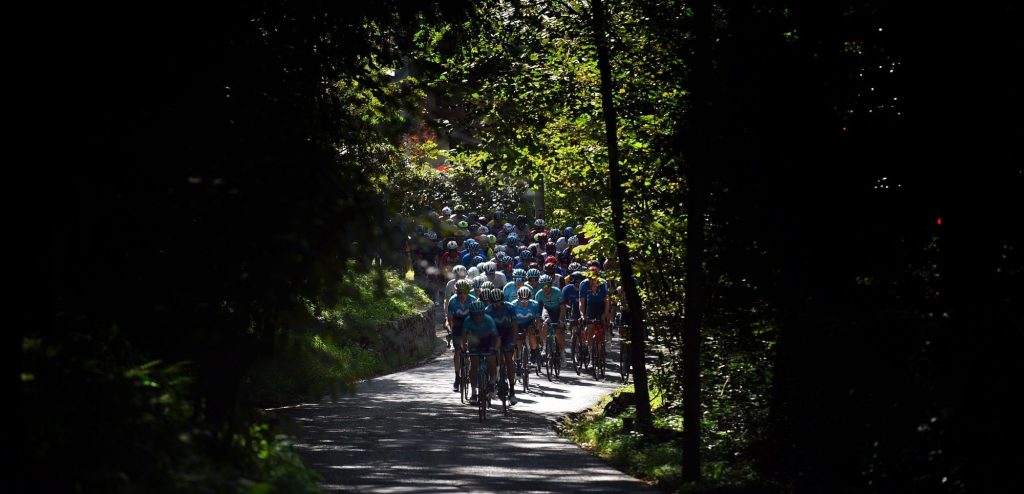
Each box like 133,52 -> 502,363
447,294 -> 478,336
444,278 -> 461,301
562,283 -> 580,319
486,302 -> 517,349
579,279 -> 609,320
502,281 -> 524,303
534,287 -> 563,322
487,271 -> 507,288
462,314 -> 498,351
513,299 -> 542,329
528,281 -> 541,298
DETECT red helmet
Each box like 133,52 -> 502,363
544,262 -> 557,273
545,255 -> 557,265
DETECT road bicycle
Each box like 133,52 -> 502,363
497,348 -> 512,415
543,320 -> 562,381
459,347 -> 471,404
568,316 -> 585,375
515,331 -> 530,394
470,349 -> 495,422
586,318 -> 606,380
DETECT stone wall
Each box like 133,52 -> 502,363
376,304 -> 438,368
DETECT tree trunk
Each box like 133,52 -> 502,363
590,0 -> 652,432
534,176 -> 545,221
682,0 -> 712,482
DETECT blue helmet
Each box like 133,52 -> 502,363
473,255 -> 486,265
526,268 -> 541,279
468,300 -> 486,313
550,228 -> 562,239
520,250 -> 532,261
503,223 -> 514,233
564,226 -> 574,236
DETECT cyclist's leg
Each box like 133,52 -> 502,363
469,354 -> 481,396
487,353 -> 497,386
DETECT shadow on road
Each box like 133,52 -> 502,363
280,344 -> 654,493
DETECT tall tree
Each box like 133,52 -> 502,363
590,0 -> 652,432
682,0 -> 711,482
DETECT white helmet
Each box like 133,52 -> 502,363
447,240 -> 458,250
441,206 -> 452,216
467,267 -> 480,278
534,218 -> 546,227
452,265 -> 468,277
478,225 -> 489,234
568,235 -> 579,246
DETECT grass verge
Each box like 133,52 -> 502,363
245,269 -> 432,405
559,384 -> 774,493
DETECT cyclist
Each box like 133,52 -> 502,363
560,236 -> 579,270
471,275 -> 486,298
440,240 -> 461,276
484,287 -> 519,405
534,274 -> 566,359
531,218 -> 547,239
579,266 -> 611,355
444,264 -> 469,315
514,285 -> 543,372
562,271 -> 584,341
543,261 -> 562,288
526,268 -> 542,297
513,215 -> 531,240
503,268 -> 527,303
483,261 -> 507,287
515,249 -> 533,271
448,279 -> 477,392
463,300 -> 499,405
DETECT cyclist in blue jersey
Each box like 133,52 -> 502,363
534,274 -> 566,356
514,285 -> 543,371
503,269 -> 527,303
444,264 -> 469,316
463,300 -> 499,404
484,288 -> 519,405
526,268 -> 542,297
447,279 -> 477,392
561,270 -> 583,321
514,249 -> 533,271
578,266 -> 611,352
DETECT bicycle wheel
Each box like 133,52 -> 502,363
479,362 -> 488,422
498,361 -> 508,415
619,342 -> 629,383
544,340 -> 552,381
460,353 -> 471,404
596,343 -> 606,380
571,328 -> 580,375
520,343 -> 529,393
554,340 -> 562,377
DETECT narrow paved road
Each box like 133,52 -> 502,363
278,310 -> 656,493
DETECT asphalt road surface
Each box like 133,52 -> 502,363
279,321 -> 656,493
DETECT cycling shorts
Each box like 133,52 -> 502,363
451,321 -> 465,339
542,307 -> 561,323
469,335 -> 496,353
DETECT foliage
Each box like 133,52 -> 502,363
561,384 -> 774,493
33,1 -> 471,492
414,0 -> 1021,492
246,269 -> 429,405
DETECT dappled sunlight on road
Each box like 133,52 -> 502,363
279,333 -> 656,492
